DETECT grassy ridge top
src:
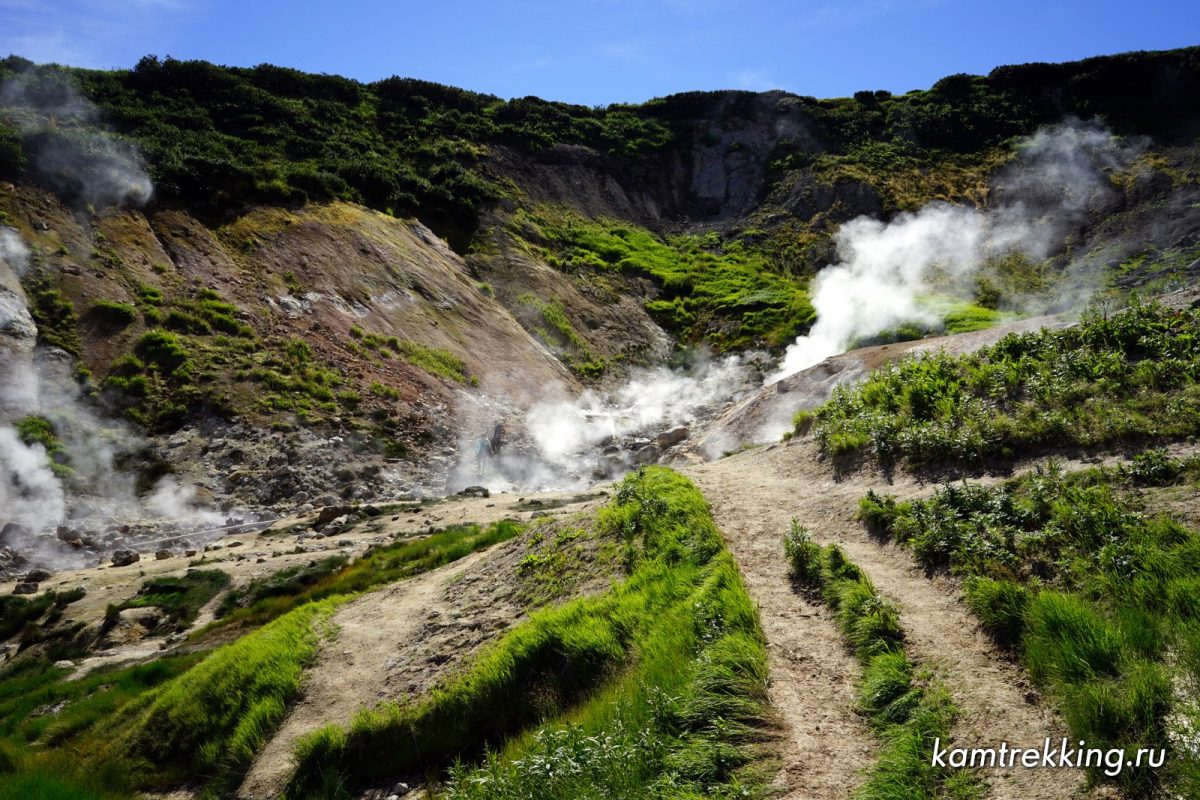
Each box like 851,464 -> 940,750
1,47 -> 1198,246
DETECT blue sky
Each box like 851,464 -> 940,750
1,1 -> 1197,105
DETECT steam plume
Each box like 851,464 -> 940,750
771,120 -> 1141,380
0,68 -> 153,208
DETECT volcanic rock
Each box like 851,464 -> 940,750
0,522 -> 29,548
111,550 -> 140,567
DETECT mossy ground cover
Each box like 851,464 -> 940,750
796,301 -> 1200,468
515,207 -> 816,351
859,452 -> 1200,795
286,467 -> 773,799
114,569 -> 230,630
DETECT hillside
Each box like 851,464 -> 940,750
1,44 -> 1200,800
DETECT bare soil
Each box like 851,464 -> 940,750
686,440 -> 1099,800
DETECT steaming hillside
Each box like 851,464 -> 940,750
0,49 -> 1197,523
2,43 -> 1200,800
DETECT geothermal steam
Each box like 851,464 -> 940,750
0,68 -> 153,207
526,355 -> 755,465
771,120 -> 1141,380
1,217 -> 215,566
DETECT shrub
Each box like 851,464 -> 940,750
784,519 -> 822,586
89,299 -> 135,326
163,309 -> 210,335
134,330 -> 190,375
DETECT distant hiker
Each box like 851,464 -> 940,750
474,435 -> 490,477
490,422 -> 505,456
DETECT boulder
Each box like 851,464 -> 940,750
0,522 -> 28,548
12,582 -> 37,595
155,549 -> 173,560
654,426 -> 690,448
631,444 -> 661,466
457,485 -> 490,498
315,505 -> 350,529
111,550 -> 140,567
24,568 -> 52,582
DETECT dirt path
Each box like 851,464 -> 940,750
686,441 -> 1092,800
237,547 -> 519,800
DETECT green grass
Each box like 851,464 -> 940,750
123,599 -> 339,792
518,207 -> 815,350
0,589 -> 85,643
783,537 -> 976,799
801,301 -> 1200,468
22,275 -> 81,356
858,459 -> 1200,794
516,293 -> 607,379
391,338 -> 468,383
88,299 -> 136,327
286,467 -> 772,799
11,416 -> 73,480
0,518 -> 526,796
117,569 -> 230,630
0,654 -> 204,797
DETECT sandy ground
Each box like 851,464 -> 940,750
686,441 -> 1102,800
0,489 -> 606,674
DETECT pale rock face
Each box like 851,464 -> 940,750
0,245 -> 38,417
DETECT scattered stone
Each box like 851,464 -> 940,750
12,582 -> 37,595
155,549 -> 173,560
457,485 -> 490,498
337,539 -> 353,547
111,550 -> 140,567
53,660 -> 75,669
229,541 -> 243,548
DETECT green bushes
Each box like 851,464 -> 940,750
783,519 -> 822,586
523,208 -> 814,350
133,330 -> 191,376
12,416 -> 72,479
863,462 -> 1200,794
88,299 -> 135,327
287,468 -> 770,799
802,302 -> 1200,468
0,589 -> 85,642
24,278 -> 81,355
